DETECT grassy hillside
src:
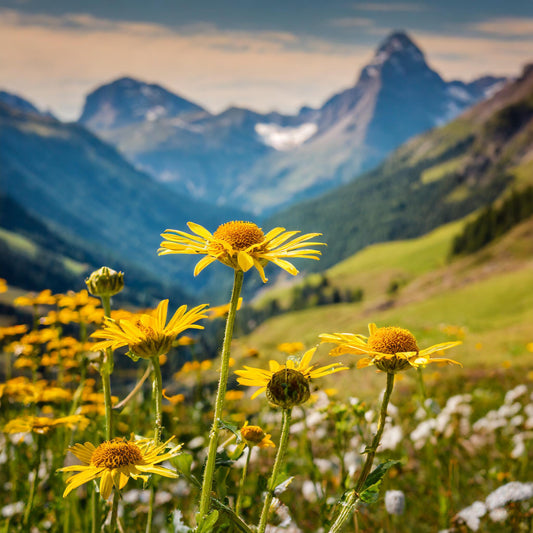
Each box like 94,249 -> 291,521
232,215 -> 533,397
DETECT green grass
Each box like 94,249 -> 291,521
420,155 -> 465,184
237,217 -> 533,396
0,227 -> 38,256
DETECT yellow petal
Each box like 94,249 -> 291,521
237,251 -> 254,272
187,222 -> 213,240
194,256 -> 217,276
99,470 -> 114,500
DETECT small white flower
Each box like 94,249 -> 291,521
488,507 -> 508,523
385,490 -> 405,515
485,481 -> 533,510
505,384 -> 528,404
456,501 -> 486,531
1,501 -> 24,518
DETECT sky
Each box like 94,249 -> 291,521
1,0 -> 532,121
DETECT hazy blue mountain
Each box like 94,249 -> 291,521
235,32 -> 507,213
0,90 -> 55,119
264,63 -> 533,272
79,77 -> 207,131
78,33 -> 505,215
0,102 -> 247,296
0,191 -> 191,305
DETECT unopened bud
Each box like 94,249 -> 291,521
266,368 -> 310,409
85,267 -> 124,297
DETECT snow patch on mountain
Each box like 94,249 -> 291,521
255,122 -> 317,150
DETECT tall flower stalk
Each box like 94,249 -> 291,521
235,347 -> 347,529
320,323 -> 461,532
327,372 -> 395,533
158,219 -> 325,524
198,268 -> 243,520
257,408 -> 292,533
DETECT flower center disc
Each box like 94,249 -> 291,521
91,440 -> 143,468
213,221 -> 265,250
368,327 -> 419,354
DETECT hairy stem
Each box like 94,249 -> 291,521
198,269 -> 244,522
258,408 -> 292,533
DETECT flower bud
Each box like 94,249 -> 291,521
266,368 -> 310,409
85,267 -> 124,298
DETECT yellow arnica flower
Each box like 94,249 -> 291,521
320,323 -> 462,373
91,299 -> 208,360
4,415 -> 89,435
58,437 -> 181,499
158,220 -> 325,282
235,347 -> 347,408
240,421 -> 275,449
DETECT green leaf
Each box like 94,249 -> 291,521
359,481 -> 381,503
215,449 -> 235,468
219,419 -> 241,440
358,459 -> 402,504
227,442 -> 246,461
196,510 -> 219,533
362,459 -> 401,491
274,475 -> 294,496
171,453 -> 193,476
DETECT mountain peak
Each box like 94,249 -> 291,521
369,31 -> 424,69
79,76 -> 206,131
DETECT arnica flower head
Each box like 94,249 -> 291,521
240,421 -> 275,449
58,437 -> 181,499
235,347 -> 348,409
90,299 -> 208,360
320,323 -> 461,373
4,415 -> 89,435
158,220 -> 325,282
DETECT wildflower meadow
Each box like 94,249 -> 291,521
0,221 -> 532,532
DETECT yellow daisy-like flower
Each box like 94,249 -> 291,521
0,278 -> 7,293
90,299 -> 208,360
58,437 -> 181,499
4,415 -> 89,435
319,323 -> 462,373
235,347 -> 348,408
240,421 -> 275,449
158,220 -> 325,282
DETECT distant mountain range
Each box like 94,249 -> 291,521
0,101 -> 246,299
265,63 -> 533,273
78,31 -> 506,214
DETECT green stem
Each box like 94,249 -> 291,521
23,440 -> 42,527
145,356 -> 164,533
145,486 -> 155,533
109,491 -> 119,533
328,372 -> 395,533
99,294 -> 114,441
102,367 -> 113,441
151,356 -> 164,444
91,484 -> 99,533
235,446 -> 252,515
198,269 -> 244,522
258,408 -> 292,533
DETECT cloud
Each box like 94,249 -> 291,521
354,2 -> 427,12
416,32 -> 533,80
0,9 -> 372,120
329,17 -> 374,28
470,17 -> 533,38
